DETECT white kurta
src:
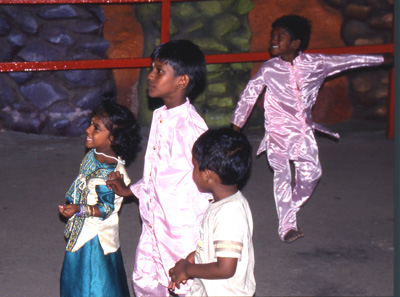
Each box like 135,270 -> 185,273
131,99 -> 211,296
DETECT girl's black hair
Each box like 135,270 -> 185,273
151,39 -> 207,100
272,15 -> 312,53
192,128 -> 252,186
92,93 -> 141,166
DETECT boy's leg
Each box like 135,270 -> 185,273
292,154 -> 322,210
133,225 -> 169,297
267,153 -> 297,240
292,130 -> 322,210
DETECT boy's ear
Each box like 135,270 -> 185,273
206,169 -> 221,184
291,39 -> 301,51
177,74 -> 189,89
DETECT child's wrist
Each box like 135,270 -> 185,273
76,204 -> 91,217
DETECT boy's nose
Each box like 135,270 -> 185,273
147,69 -> 154,80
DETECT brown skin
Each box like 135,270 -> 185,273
168,159 -> 239,291
147,59 -> 189,109
107,59 -> 190,194
269,26 -> 301,64
232,124 -> 241,132
58,115 -> 117,219
106,171 -> 133,197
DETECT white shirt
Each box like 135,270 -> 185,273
188,191 -> 256,296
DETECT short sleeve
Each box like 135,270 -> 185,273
212,205 -> 246,259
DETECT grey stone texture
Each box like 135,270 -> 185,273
0,4 -> 115,136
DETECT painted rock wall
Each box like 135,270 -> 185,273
0,4 -> 115,135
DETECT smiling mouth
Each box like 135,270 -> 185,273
86,136 -> 93,141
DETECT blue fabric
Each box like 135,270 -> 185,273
96,185 -> 114,220
60,236 -> 130,297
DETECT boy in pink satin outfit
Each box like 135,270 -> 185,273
107,40 -> 211,296
231,15 -> 384,243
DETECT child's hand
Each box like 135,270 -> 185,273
382,53 -> 394,67
168,259 -> 190,290
59,204 -> 79,218
106,171 -> 133,197
231,124 -> 241,132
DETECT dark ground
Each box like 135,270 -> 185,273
0,120 -> 394,297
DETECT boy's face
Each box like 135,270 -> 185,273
147,59 -> 185,105
192,157 -> 210,193
270,26 -> 300,62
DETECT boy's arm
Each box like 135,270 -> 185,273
169,256 -> 238,290
185,257 -> 238,280
323,54 -> 384,77
106,171 -> 133,197
231,66 -> 266,129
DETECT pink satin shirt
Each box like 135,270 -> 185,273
131,99 -> 211,292
232,52 -> 384,159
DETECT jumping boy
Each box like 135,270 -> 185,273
231,15 -> 384,243
168,128 -> 256,296
107,40 -> 211,296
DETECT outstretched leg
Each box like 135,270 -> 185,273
267,153 -> 297,241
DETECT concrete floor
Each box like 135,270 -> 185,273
0,120 -> 394,296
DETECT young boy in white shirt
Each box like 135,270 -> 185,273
168,128 -> 256,296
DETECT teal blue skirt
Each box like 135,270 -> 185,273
60,236 -> 130,297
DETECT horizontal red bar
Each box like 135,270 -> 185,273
0,57 -> 152,72
0,0 -> 193,3
0,0 -> 163,4
0,44 -> 393,72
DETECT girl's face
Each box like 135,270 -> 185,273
147,59 -> 186,109
85,115 -> 113,154
270,26 -> 300,63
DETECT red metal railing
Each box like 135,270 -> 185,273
0,0 -> 395,137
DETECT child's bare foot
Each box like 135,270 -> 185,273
284,227 -> 304,243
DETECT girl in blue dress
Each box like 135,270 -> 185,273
58,97 -> 141,297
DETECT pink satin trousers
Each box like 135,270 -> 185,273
267,144 -> 321,240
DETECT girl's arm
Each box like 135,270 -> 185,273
59,185 -> 116,219
58,203 -> 103,218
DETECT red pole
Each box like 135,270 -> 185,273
160,0 -> 170,44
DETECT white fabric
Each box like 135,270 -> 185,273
188,191 -> 255,297
72,161 -> 130,254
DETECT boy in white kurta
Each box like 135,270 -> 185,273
168,128 -> 255,296
107,40 -> 211,296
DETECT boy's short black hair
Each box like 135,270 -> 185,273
151,39 -> 206,100
192,128 -> 252,186
92,93 -> 141,165
272,15 -> 311,52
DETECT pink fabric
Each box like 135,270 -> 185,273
131,99 -> 211,296
232,53 -> 383,239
